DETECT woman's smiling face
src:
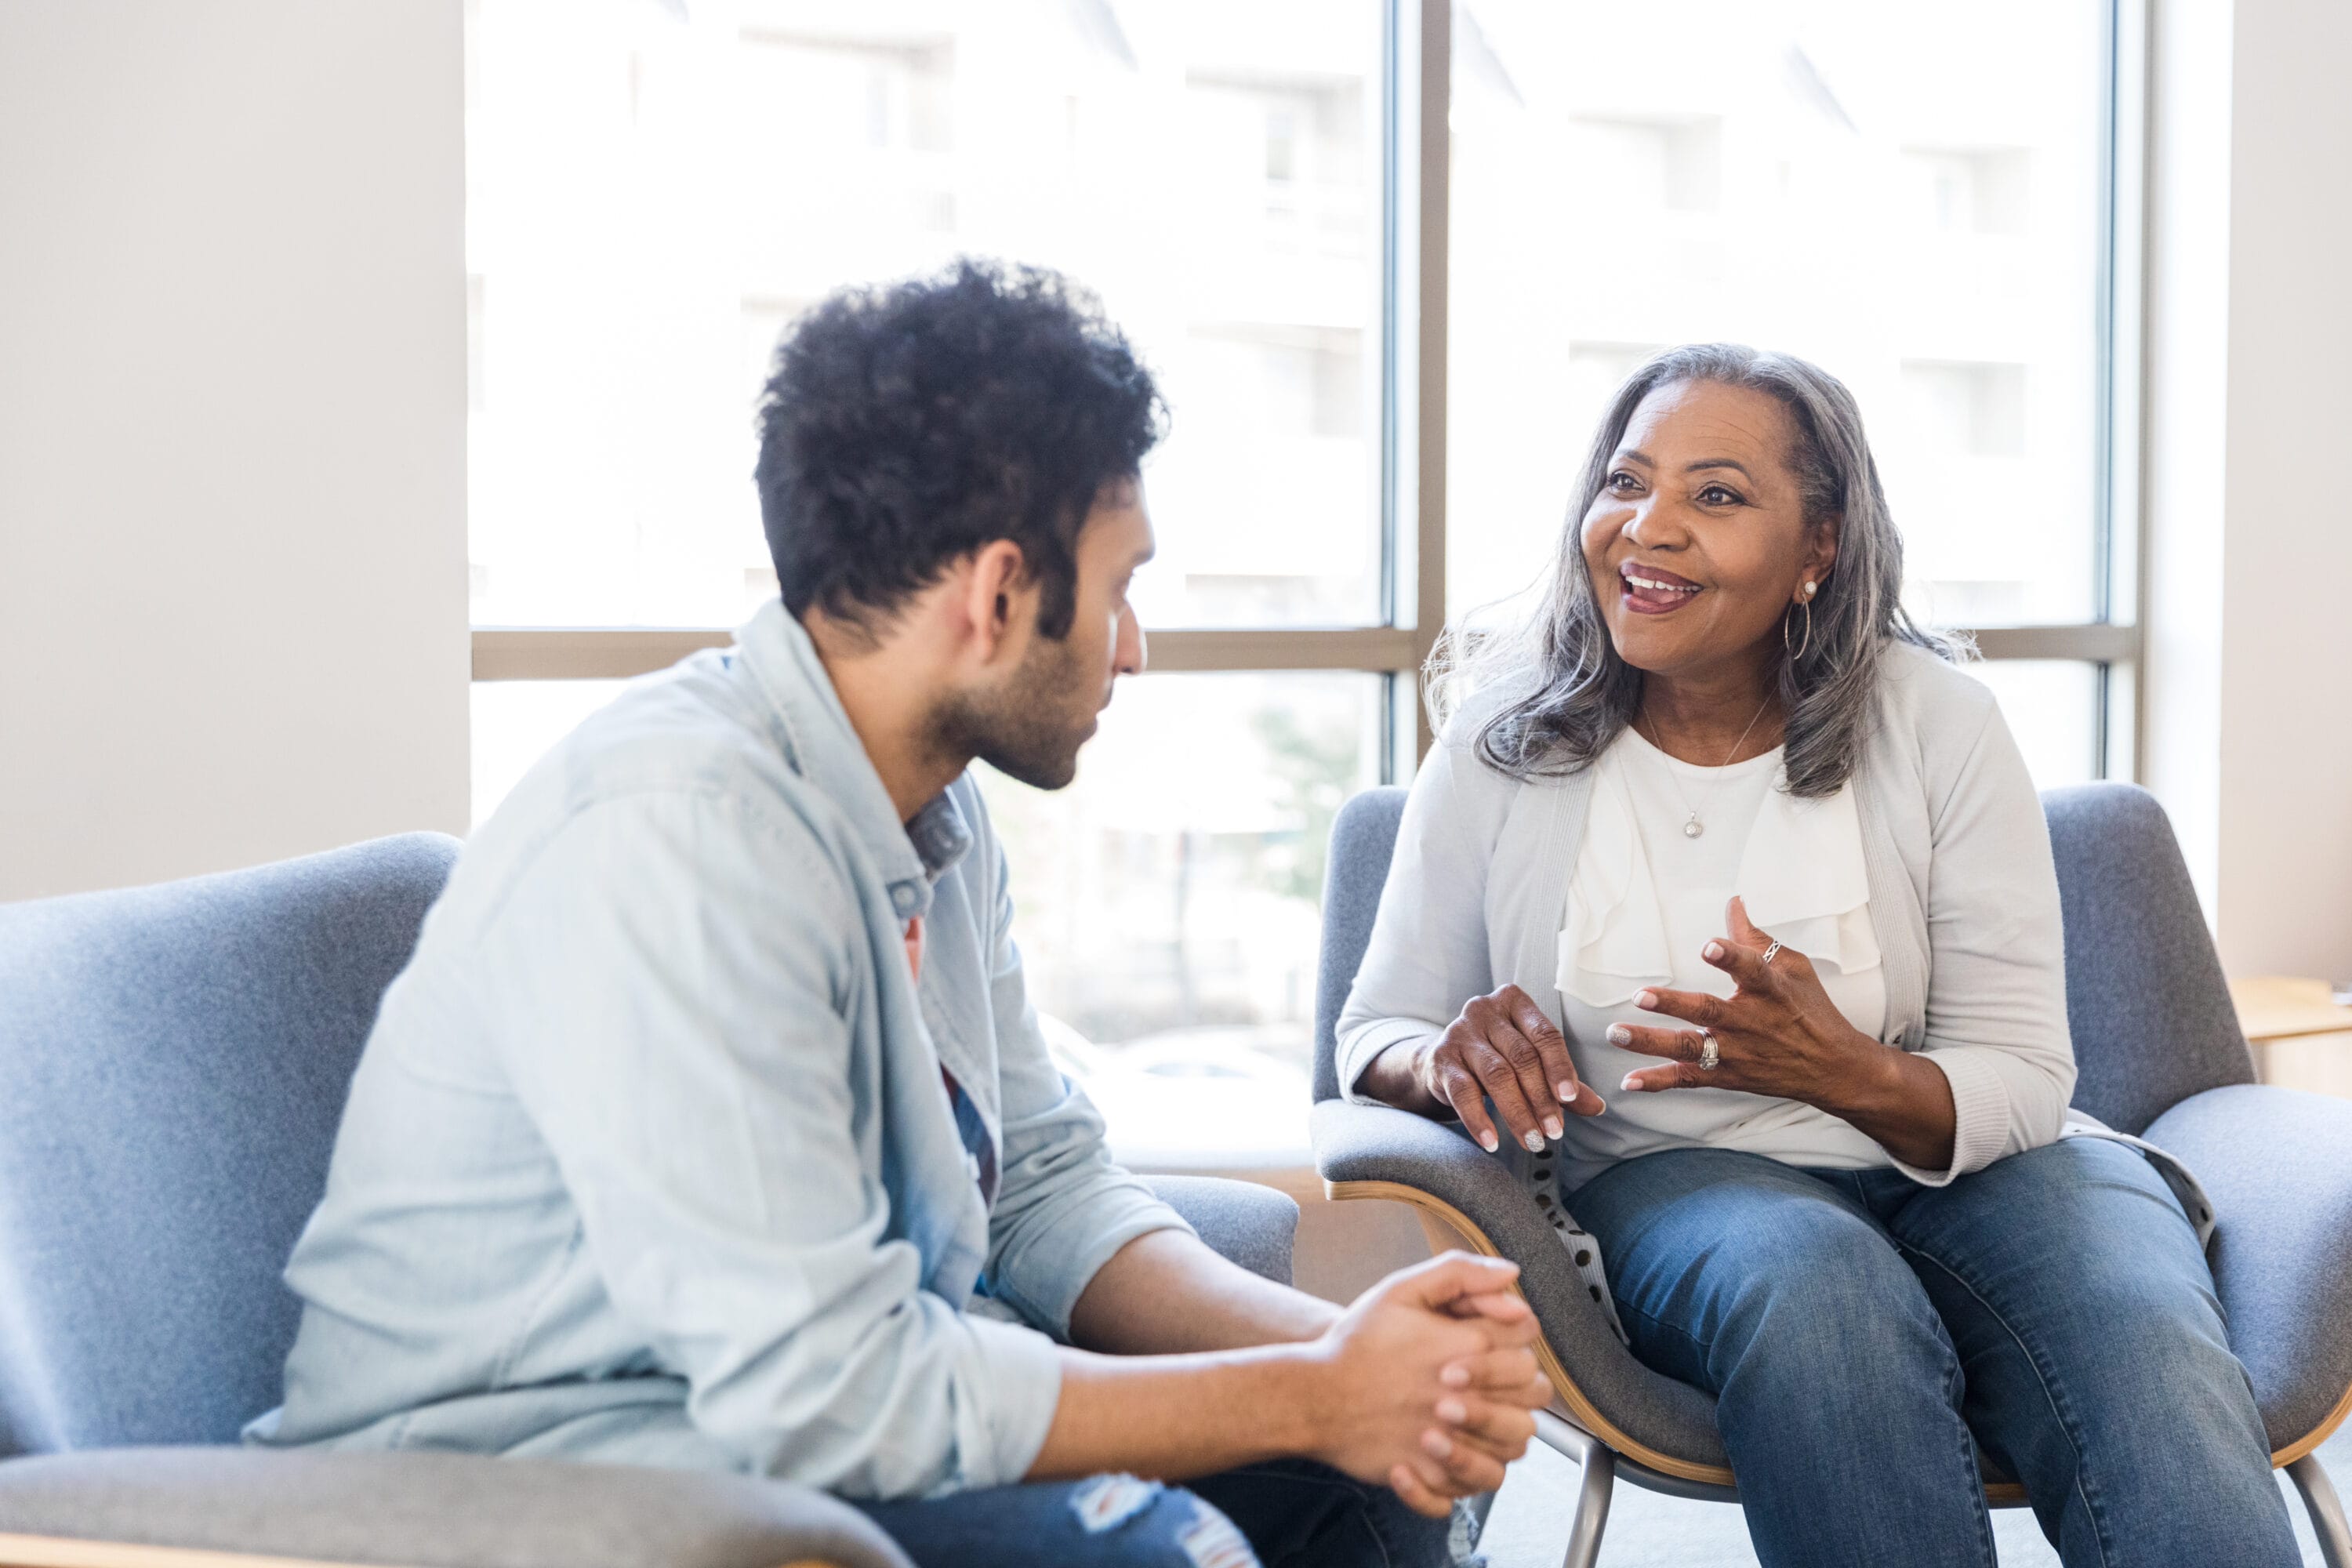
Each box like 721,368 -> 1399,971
1579,378 -> 1839,681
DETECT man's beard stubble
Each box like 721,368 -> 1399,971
927,628 -> 1098,792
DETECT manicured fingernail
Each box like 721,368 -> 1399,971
1478,1129 -> 1499,1152
1421,1429 -> 1454,1460
1621,1074 -> 1640,1092
1556,1080 -> 1577,1102
1704,941 -> 1723,960
1606,1024 -> 1631,1046
1436,1397 -> 1468,1425
1522,1130 -> 1546,1152
1635,989 -> 1657,1009
1544,1115 -> 1563,1138
1441,1363 -> 1470,1388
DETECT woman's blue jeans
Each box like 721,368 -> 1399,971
849,1458 -> 1465,1568
1567,1136 -> 2300,1567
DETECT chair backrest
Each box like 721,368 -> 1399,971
0,833 -> 459,1455
2042,783 -> 2254,1132
1314,788 -> 1409,1103
1312,781 -> 2252,1133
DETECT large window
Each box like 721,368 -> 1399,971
466,0 -> 1385,632
468,0 -> 2142,1148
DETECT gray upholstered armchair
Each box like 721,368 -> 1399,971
0,837 -> 1299,1568
1312,782 -> 2352,1568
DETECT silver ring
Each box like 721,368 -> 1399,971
1697,1029 -> 1720,1072
1759,940 -> 1784,966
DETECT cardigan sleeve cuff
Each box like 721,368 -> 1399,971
1888,1047 -> 2015,1187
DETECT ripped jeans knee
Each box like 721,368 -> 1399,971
1069,1472 -> 1258,1568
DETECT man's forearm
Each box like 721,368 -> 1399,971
1066,1228 -> 1338,1355
1026,1341 -> 1323,1482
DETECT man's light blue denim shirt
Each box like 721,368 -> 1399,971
245,603 -> 1190,1499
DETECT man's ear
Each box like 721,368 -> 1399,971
960,539 -> 1031,663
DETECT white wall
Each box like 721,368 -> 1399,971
2143,0 -> 2352,978
0,2 -> 469,902
2211,0 -> 2352,977
2139,0 -> 2233,928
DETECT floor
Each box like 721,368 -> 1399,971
1479,1421 -> 2351,1566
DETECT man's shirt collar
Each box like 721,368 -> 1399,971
733,602 -> 973,920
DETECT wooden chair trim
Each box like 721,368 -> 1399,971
2274,1375 -> 2352,1468
0,1537 -> 842,1568
1327,1176 -> 2343,1494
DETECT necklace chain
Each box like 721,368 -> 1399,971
1639,696 -> 1774,840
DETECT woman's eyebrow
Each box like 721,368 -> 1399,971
1683,458 -> 1755,480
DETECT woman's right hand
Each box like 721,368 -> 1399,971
1414,984 -> 1605,1153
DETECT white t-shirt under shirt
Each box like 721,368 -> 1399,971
1548,728 -> 1893,1193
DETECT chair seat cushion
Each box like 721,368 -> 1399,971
2145,1083 -> 2352,1453
0,1446 -> 911,1568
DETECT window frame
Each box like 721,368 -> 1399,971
471,0 -> 2150,789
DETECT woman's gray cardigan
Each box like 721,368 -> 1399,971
1336,641 -> 2078,1188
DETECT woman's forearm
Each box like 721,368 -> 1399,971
1817,1037 -> 1958,1172
1357,1040 -> 1446,1120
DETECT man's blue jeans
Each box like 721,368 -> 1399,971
1568,1137 -> 2299,1567
850,1458 -> 1465,1567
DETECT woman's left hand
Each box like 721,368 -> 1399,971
1606,895 -> 1873,1101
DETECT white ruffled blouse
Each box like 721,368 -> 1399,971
1546,729 -> 1895,1194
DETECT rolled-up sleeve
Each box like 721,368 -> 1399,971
971,801 -> 1192,1339
1894,693 -> 2079,1185
485,793 -> 1062,1499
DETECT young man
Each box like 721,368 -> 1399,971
249,262 -> 1548,1567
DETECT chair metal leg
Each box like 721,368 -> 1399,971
1535,1410 -> 1617,1568
1560,1442 -> 1615,1568
2291,1453 -> 2352,1568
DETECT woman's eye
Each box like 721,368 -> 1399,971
1697,485 -> 1743,506
1607,471 -> 1640,493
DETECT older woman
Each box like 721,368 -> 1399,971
1338,344 -> 2299,1567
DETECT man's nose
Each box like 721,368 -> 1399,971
1118,606 -> 1146,677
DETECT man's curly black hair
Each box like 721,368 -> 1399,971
755,259 -> 1167,642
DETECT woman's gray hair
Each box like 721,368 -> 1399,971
1429,343 -> 1966,798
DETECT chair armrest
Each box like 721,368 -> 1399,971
1142,1175 -> 1299,1286
1309,1099 -> 1729,1479
2144,1083 -> 2352,1454
0,1447 -> 911,1568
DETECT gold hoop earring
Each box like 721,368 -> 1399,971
1784,597 -> 1813,663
